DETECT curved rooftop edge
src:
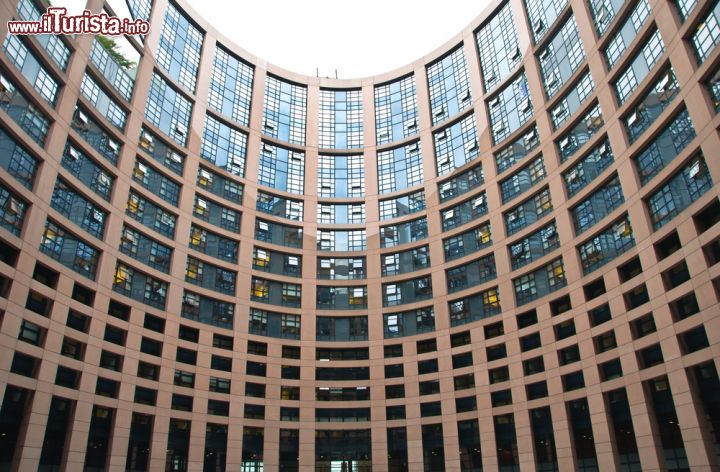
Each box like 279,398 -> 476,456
0,0 -> 719,470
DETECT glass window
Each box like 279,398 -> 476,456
263,75 -> 307,145
477,2 -> 521,91
427,46 -> 471,125
374,75 -> 418,144
144,73 -> 193,146
258,142 -> 304,194
3,35 -> 59,105
209,46 -> 253,125
647,155 -> 712,230
603,0 -> 652,69
537,15 -> 585,98
319,89 -> 363,149
488,72 -> 533,144
155,3 -> 203,92
434,114 -> 479,176
692,0 -> 720,63
201,115 -> 247,177
378,142 -> 423,193
613,28 -> 665,104
318,155 -> 365,198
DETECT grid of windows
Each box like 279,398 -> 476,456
126,190 -> 177,239
89,38 -> 134,101
524,0 -> 569,42
208,47 -> 253,126
61,142 -> 114,201
537,15 -> 585,99
379,190 -> 426,221
2,3 -> 720,469
675,0 -> 699,20
427,47 -> 471,125
557,103 -> 604,161
197,166 -> 243,204
0,127 -> 39,190
80,74 -> 127,131
189,224 -> 238,262
489,72 -> 533,144
709,68 -> 720,112
374,75 -> 418,144
258,142 -> 305,194
477,3 -> 521,92
127,0 -> 153,21
504,188 -> 553,236
194,195 -> 241,231
380,218 -> 428,248
256,191 -> 303,221
509,222 -> 559,270
603,0 -> 652,69
434,114 -> 479,176
578,216 -> 635,273
438,164 -> 484,202
182,290 -> 234,328
113,263 -> 168,309
16,0 -> 71,70
446,254 -> 497,292
317,229 -> 366,251
563,138 -> 614,197
156,3 -> 203,92
317,203 -> 365,225
550,71 -> 594,129
144,73 -> 193,146
382,245 -> 431,276
0,72 -> 50,146
588,0 -> 626,35
0,182 -> 27,236
185,256 -> 237,295
3,35 -> 59,105
614,29 -> 665,104
499,156 -> 546,203
624,69 -> 680,143
248,309 -> 300,339
318,155 -> 365,198
74,106 -> 122,165
51,179 -> 107,239
692,0 -> 720,63
443,222 -> 492,261
377,142 -> 423,194
40,219 -> 99,279
121,224 -> 172,273
448,287 -> 501,326
513,258 -> 566,305
647,156 -> 712,230
319,89 -> 363,149
441,193 -> 488,230
495,127 -> 540,174
384,308 -> 436,338
201,115 -> 247,177
132,159 -> 180,206
263,76 -> 307,145
634,108 -> 696,185
382,275 -> 433,307
571,175 -> 625,234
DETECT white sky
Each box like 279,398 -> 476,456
183,0 -> 490,78
56,0 -> 491,78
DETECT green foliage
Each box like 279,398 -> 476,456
97,36 -> 136,69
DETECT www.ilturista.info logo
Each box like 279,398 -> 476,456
7,7 -> 150,36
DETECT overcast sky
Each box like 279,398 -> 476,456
182,0 -> 488,78
56,0 -> 490,78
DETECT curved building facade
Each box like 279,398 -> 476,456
0,0 -> 719,469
